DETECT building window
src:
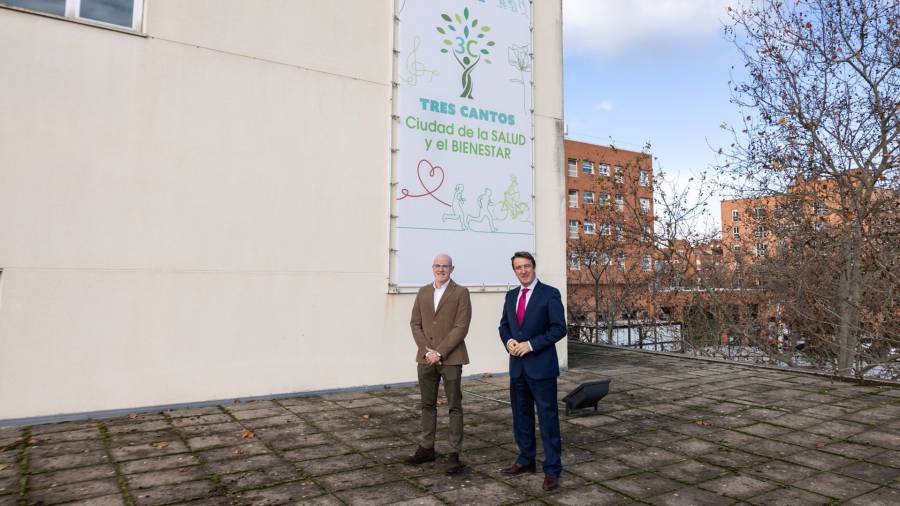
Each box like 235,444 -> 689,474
598,163 -> 609,176
582,161 -> 594,175
615,193 -> 624,212
642,255 -> 652,272
732,226 -> 740,240
641,225 -> 652,242
568,254 -> 579,270
601,252 -> 611,265
568,220 -> 579,238
2,0 -> 144,30
755,207 -> 765,219
639,170 -> 650,187
584,221 -> 596,234
599,192 -> 609,206
639,197 -> 650,214
600,223 -> 611,236
617,253 -> 625,270
568,189 -> 578,208
756,242 -> 768,257
755,225 -> 765,238
583,191 -> 595,205
615,224 -> 624,241
614,166 -> 624,183
732,209 -> 740,222
567,158 -> 578,177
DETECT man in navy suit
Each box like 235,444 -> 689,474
498,251 -> 566,491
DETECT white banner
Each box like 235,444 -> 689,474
396,0 -> 534,286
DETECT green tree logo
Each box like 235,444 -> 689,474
437,8 -> 495,99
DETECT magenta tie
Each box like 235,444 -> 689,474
516,287 -> 529,326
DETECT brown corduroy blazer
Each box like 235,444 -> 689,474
410,279 -> 472,365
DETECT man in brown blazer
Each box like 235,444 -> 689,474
404,253 -> 472,474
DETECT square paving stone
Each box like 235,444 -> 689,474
658,459 -> 729,484
28,439 -> 106,459
175,422 -> 244,438
807,420 -> 869,438
820,441 -> 884,460
118,453 -> 199,474
869,449 -> 900,468
28,463 -> 117,488
785,449 -> 855,471
30,428 -> 100,444
197,441 -> 271,462
335,480 -> 431,505
618,447 -> 684,469
0,474 -> 19,496
737,423 -> 793,438
552,484 -> 630,505
697,474 -> 776,498
666,438 -> 721,457
29,450 -> 110,473
110,439 -> 189,461
345,435 -> 409,452
746,459 -> 819,484
845,486 -> 900,506
281,443 -> 353,462
268,433 -> 335,451
106,420 -> 171,435
169,414 -> 232,427
27,478 -> 120,505
835,461 -> 900,484
165,407 -> 223,419
603,473 -> 682,498
229,408 -> 288,421
126,465 -> 208,489
775,430 -> 834,448
185,433 -> 243,451
768,414 -> 822,429
697,448 -> 768,469
567,459 -> 637,481
301,453 -> 373,477
792,471 -> 880,500
742,439 -> 805,459
849,431 -> 900,450
205,453 -> 285,475
649,486 -> 732,506
746,486 -> 831,505
240,415 -> 303,430
231,480 -> 324,505
132,478 -> 219,506
316,467 -> 398,492
219,466 -> 299,492
436,478 -> 528,505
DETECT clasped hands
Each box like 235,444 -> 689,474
425,347 -> 442,365
506,339 -> 532,357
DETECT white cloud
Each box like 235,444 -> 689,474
595,100 -> 614,112
563,0 -> 732,56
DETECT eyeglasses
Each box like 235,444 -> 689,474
432,264 -> 452,269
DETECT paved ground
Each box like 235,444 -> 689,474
2,342 -> 899,505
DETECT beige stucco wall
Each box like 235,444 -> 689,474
0,0 -> 565,422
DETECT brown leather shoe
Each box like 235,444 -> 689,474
403,446 -> 436,465
500,462 -> 536,475
542,474 -> 560,491
445,452 -> 464,475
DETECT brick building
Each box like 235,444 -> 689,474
563,139 -> 655,322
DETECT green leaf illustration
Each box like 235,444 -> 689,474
443,39 -> 452,45
480,49 -> 489,55
472,19 -> 478,28
464,7 -> 469,19
441,48 -> 449,53
441,13 -> 452,22
437,27 -> 445,34
463,56 -> 470,65
485,59 -> 492,64
464,26 -> 469,37
487,41 -> 495,46
482,26 -> 491,32
455,13 -> 462,23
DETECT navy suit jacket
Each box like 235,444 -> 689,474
499,281 -> 567,379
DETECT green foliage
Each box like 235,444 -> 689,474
435,9 -> 495,66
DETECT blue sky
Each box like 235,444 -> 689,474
563,0 -> 745,233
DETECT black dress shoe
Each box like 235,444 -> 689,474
500,462 -> 536,475
403,446 -> 436,465
542,474 -> 560,491
445,452 -> 465,475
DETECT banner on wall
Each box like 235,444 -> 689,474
396,0 -> 534,286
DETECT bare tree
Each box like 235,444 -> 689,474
721,0 -> 900,378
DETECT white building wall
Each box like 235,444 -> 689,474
0,0 -> 565,422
